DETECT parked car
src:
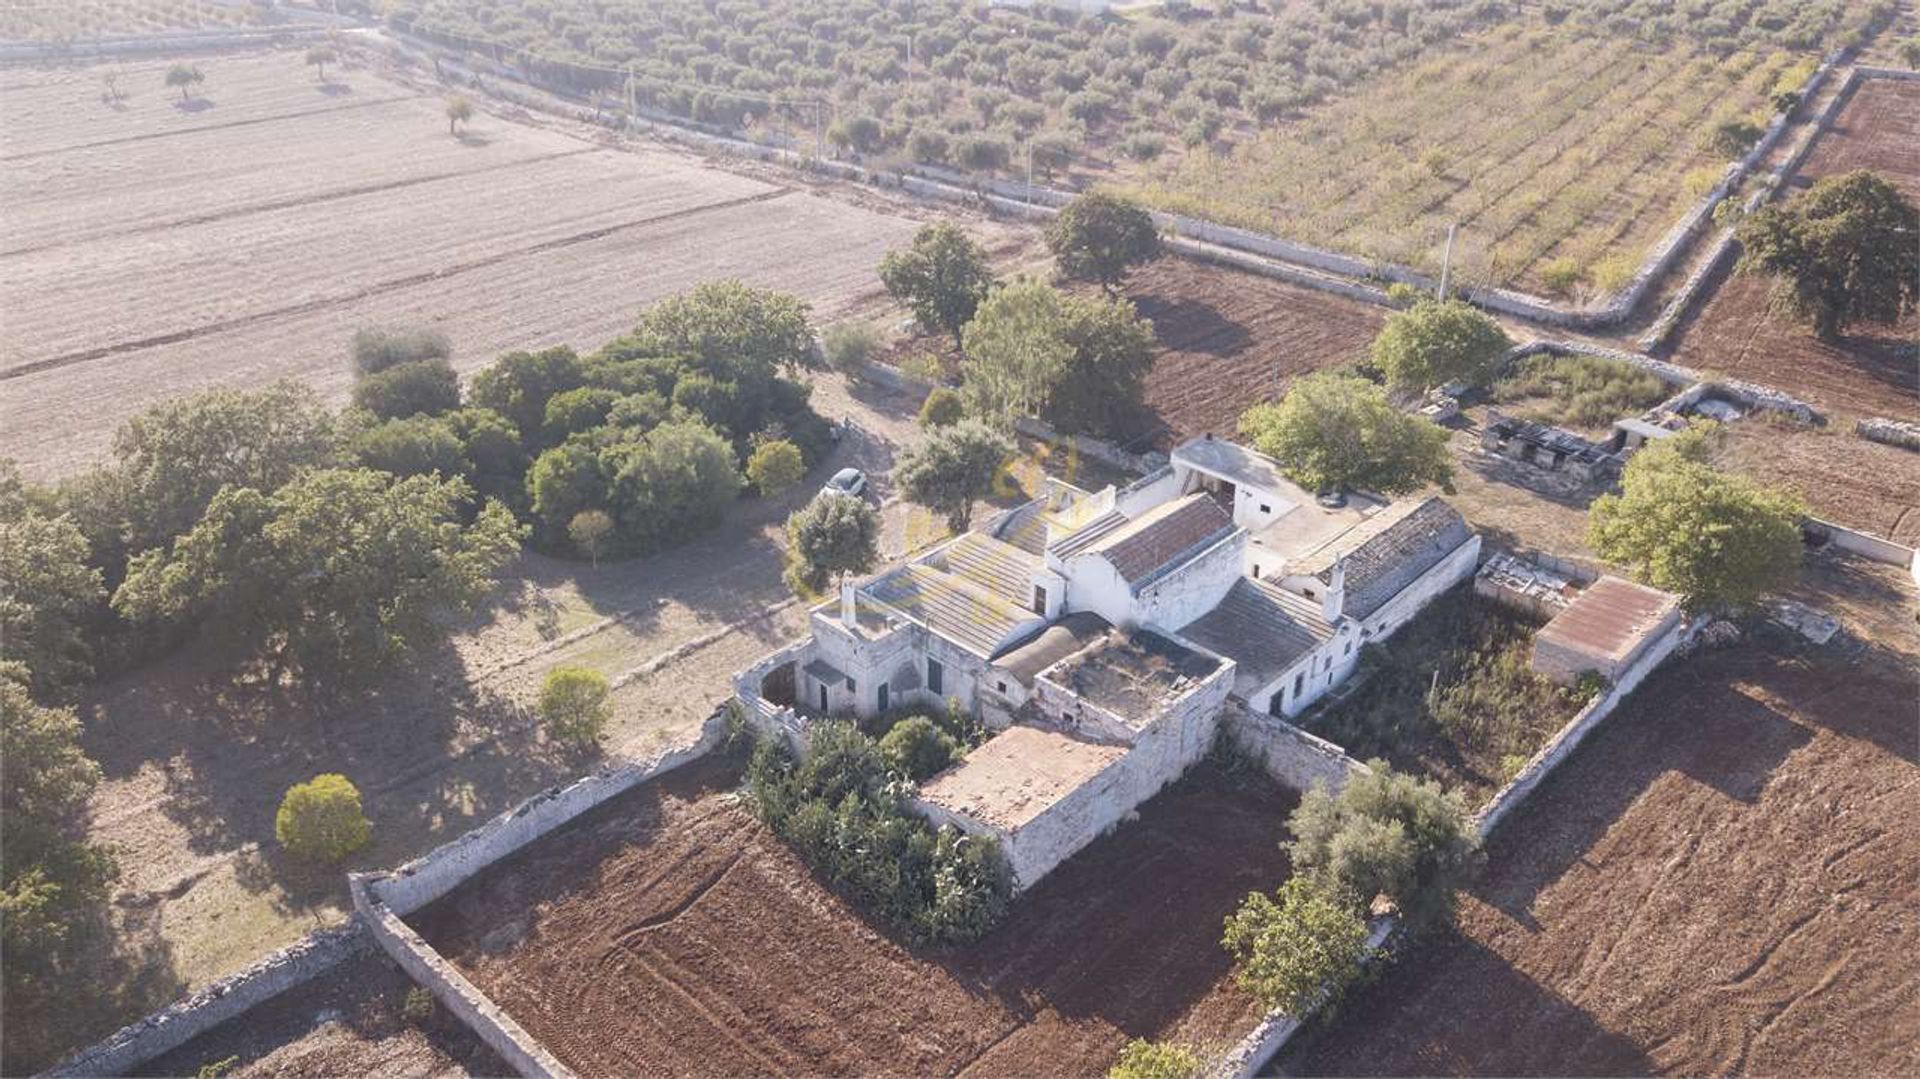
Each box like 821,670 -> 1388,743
820,467 -> 867,500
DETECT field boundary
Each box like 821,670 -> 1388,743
382,28 -> 1848,332
44,922 -> 373,1077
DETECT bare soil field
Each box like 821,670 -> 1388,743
0,48 -> 1021,479
1667,77 -> 1920,423
1712,420 -> 1920,544
416,755 -> 1298,1077
1284,621 -> 1920,1076
143,951 -> 504,1079
1121,255 -> 1384,449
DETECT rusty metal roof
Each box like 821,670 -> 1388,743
1536,575 -> 1681,663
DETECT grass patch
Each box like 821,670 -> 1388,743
1492,355 -> 1670,432
1299,586 -> 1591,804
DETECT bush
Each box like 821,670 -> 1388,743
353,359 -> 461,420
1109,1039 -> 1203,1079
746,438 -> 806,497
1222,877 -> 1371,1016
1383,281 -> 1427,308
878,716 -> 960,780
1538,257 -> 1583,297
918,387 -> 964,428
746,723 -> 1008,943
401,986 -> 434,1024
567,509 -> 614,565
350,415 -> 467,479
275,774 -> 372,864
822,321 -> 882,374
1286,762 -> 1481,926
1492,355 -> 1670,430
1369,299 -> 1511,390
350,325 -> 452,376
539,666 -> 611,749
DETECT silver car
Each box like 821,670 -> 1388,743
820,467 -> 867,500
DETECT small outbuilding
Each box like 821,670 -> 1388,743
1531,575 -> 1682,687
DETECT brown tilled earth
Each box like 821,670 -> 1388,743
416,756 -> 1298,1078
1712,419 -> 1920,544
1667,78 -> 1920,423
143,952 -> 503,1079
1122,255 -> 1384,448
1284,609 -> 1920,1076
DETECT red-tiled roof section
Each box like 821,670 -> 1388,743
1537,576 -> 1681,663
1085,493 -> 1234,588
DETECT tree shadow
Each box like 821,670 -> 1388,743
455,131 -> 493,147
2,898 -> 186,1074
1279,933 -> 1655,1076
1130,295 -> 1253,358
316,81 -> 354,98
172,97 -> 214,114
98,93 -> 130,112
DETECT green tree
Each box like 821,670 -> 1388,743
1588,426 -> 1804,614
878,716 -> 960,780
1286,761 -> 1481,926
527,440 -> 610,537
444,407 -> 528,509
879,221 -> 998,346
783,493 -> 879,596
165,63 -> 204,103
959,278 -> 1072,422
305,45 -> 337,81
349,325 -> 451,376
895,420 -> 1011,532
746,438 -> 806,497
274,774 -> 371,864
1221,877 -> 1371,1016
1045,191 -> 1162,293
918,387 -> 965,428
1046,290 -> 1156,436
603,420 -> 743,552
538,666 -> 612,749
349,415 -> 467,479
1701,119 -> 1763,159
1370,299 -> 1512,390
352,359 -> 460,420
542,387 -> 621,444
470,346 -> 587,438
2,667 -> 117,1050
1239,373 -> 1454,496
629,279 -> 817,381
567,509 -> 614,566
1109,1039 -> 1203,1079
446,94 -> 473,135
1736,170 -> 1920,339
0,470 -> 105,698
113,469 -> 524,683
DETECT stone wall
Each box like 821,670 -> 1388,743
1209,917 -> 1397,1079
1803,516 -> 1919,566
46,923 -> 372,1077
350,877 -> 572,1079
1856,417 -> 1920,452
1220,701 -> 1369,795
366,712 -> 729,916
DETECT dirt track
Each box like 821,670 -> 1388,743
1121,255 -> 1384,449
1668,77 -> 1920,423
417,756 -> 1298,1077
1285,639 -> 1920,1077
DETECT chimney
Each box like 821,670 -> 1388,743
1322,558 -> 1346,623
840,578 -> 858,628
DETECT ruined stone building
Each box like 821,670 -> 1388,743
737,436 -> 1481,889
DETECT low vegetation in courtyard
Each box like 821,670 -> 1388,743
1300,587 -> 1587,802
745,721 -> 1009,945
1492,354 -> 1671,431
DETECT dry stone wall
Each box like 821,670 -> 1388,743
1221,700 -> 1369,795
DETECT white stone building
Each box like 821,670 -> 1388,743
736,435 -> 1481,890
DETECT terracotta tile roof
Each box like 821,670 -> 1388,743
1537,576 -> 1681,664
1294,497 -> 1472,619
1080,493 -> 1235,590
1179,578 -> 1334,697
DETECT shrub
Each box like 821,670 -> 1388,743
275,774 -> 372,864
822,321 -> 882,374
402,986 -> 434,1024
1221,877 -> 1371,1016
350,415 -> 467,479
746,438 -> 806,497
350,325 -> 451,376
1538,258 -> 1583,297
1369,299 -> 1511,390
1286,762 -> 1481,926
567,509 -> 614,565
1589,255 -> 1637,295
539,666 -> 612,749
918,387 -> 964,428
1383,281 -> 1426,308
353,359 -> 461,420
1109,1039 -> 1203,1079
878,716 -> 960,780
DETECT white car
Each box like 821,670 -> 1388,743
820,467 -> 867,500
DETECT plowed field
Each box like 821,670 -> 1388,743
1122,256 -> 1384,449
1668,77 -> 1920,422
1713,421 -> 1920,544
0,49 -> 994,478
416,756 -> 1298,1077
1284,640 -> 1920,1077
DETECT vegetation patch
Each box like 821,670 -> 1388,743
1492,354 -> 1671,433
1299,586 -> 1590,804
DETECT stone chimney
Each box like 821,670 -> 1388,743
1322,558 -> 1346,623
841,578 -> 858,628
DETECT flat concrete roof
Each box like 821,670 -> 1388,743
1537,576 -> 1681,664
916,726 -> 1128,831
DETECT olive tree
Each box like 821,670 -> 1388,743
538,666 -> 612,749
783,493 -> 879,597
1221,877 -> 1371,1016
164,63 -> 204,103
879,221 -> 998,346
275,774 -> 372,864
1369,299 -> 1512,391
1286,761 -> 1481,927
895,419 -> 1011,532
1737,170 -> 1920,339
1045,192 -> 1161,293
1238,373 -> 1453,496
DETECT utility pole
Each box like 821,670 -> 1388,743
1025,140 -> 1035,204
1439,222 -> 1457,302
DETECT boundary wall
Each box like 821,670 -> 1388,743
379,30 -> 1849,332
45,923 -> 372,1077
1220,701 -> 1369,795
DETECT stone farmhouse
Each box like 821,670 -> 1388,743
737,435 -> 1481,890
